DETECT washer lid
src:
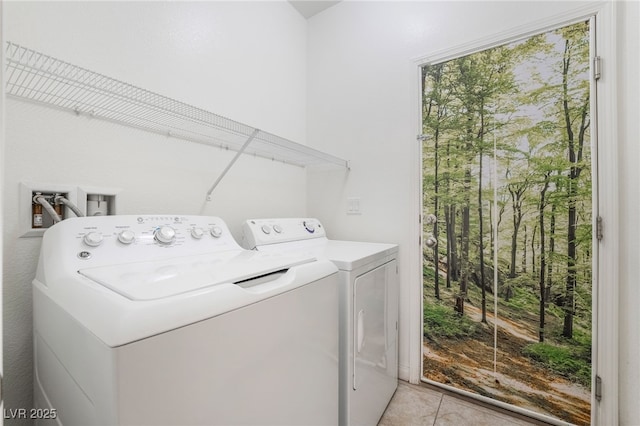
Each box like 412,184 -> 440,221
78,250 -> 315,301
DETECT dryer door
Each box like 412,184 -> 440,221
352,259 -> 398,423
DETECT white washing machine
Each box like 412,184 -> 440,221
33,215 -> 339,426
242,218 -> 398,426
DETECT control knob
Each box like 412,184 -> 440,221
191,227 -> 204,239
155,226 -> 176,244
210,226 -> 223,238
303,221 -> 316,233
273,224 -> 283,234
83,231 -> 104,247
118,230 -> 136,245
261,225 -> 272,235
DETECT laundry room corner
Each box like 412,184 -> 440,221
2,1 -> 639,425
2,2 -> 310,421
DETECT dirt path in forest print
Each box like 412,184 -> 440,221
423,303 -> 590,425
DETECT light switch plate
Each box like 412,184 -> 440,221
347,197 -> 362,215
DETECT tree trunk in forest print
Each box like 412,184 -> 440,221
421,21 -> 592,426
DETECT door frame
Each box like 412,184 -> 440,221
1,0 -> 5,414
408,2 -> 617,425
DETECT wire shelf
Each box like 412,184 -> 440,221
4,41 -> 349,169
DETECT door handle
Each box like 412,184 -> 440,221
357,309 -> 365,353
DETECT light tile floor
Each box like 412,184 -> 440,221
379,381 -> 547,426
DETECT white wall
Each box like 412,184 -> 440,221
3,1 -> 308,420
306,0 -> 639,424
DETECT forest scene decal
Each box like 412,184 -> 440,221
421,21 -> 592,425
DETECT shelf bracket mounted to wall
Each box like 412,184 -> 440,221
205,129 -> 259,201
4,41 -> 350,191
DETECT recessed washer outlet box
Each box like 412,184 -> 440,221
20,182 -> 79,238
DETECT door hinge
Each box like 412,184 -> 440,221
594,56 -> 601,81
596,216 -> 603,241
595,375 -> 602,401
419,235 -> 422,246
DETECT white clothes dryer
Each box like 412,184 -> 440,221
33,215 -> 339,426
242,218 -> 398,426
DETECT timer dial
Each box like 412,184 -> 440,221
303,221 -> 316,233
155,226 -> 176,244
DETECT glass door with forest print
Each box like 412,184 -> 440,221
421,21 -> 593,425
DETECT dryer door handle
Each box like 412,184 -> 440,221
357,309 -> 365,353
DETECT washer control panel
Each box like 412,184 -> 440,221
41,215 -> 239,267
241,218 -> 326,249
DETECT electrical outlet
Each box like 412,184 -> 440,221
20,182 -> 79,237
78,186 -> 121,216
